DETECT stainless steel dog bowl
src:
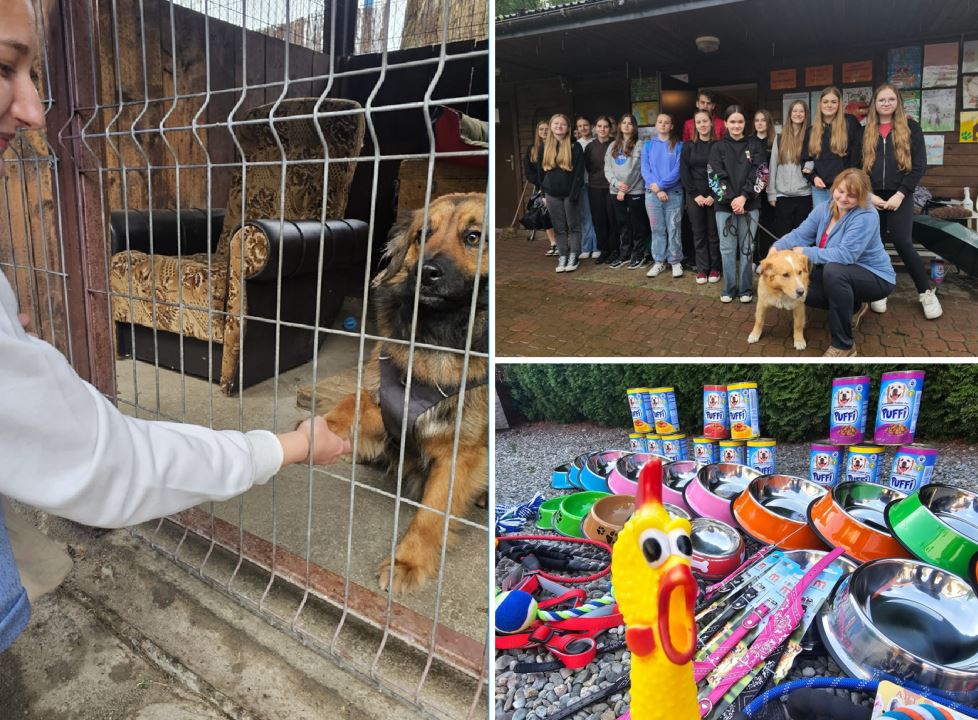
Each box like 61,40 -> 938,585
664,460 -> 698,492
664,503 -> 691,521
818,558 -> 978,702
585,450 -> 630,482
835,481 -> 907,533
749,474 -> 827,522
697,463 -> 763,500
616,452 -> 670,482
690,518 -> 745,580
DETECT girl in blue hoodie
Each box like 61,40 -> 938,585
770,168 -> 895,357
642,113 -> 685,278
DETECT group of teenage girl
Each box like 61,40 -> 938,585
524,84 -> 942,354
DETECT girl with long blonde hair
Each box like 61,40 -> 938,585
767,100 -> 813,236
802,86 -> 862,207
861,83 -> 940,319
538,113 -> 586,272
523,119 -> 557,254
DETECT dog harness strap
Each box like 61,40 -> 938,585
494,606 -> 623,669
378,356 -> 488,445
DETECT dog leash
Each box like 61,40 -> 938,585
496,534 -> 613,584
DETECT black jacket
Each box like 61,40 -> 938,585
680,139 -> 714,197
866,118 -> 926,197
584,138 -> 612,190
538,141 -> 586,201
801,114 -> 862,188
523,145 -> 541,190
707,135 -> 768,211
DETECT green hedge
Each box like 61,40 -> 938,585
503,364 -> 978,442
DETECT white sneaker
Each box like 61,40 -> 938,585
870,298 -> 887,313
919,288 -> 943,320
592,251 -> 601,260
720,295 -> 733,303
565,254 -> 580,272
646,261 -> 666,278
671,263 -> 683,278
579,251 -> 591,259
556,256 -> 567,273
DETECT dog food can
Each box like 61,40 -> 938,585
845,444 -> 886,484
628,433 -> 647,453
727,382 -> 760,439
718,439 -> 746,465
887,444 -> 939,493
692,437 -> 718,467
874,371 -> 925,445
647,387 -> 681,434
660,433 -> 688,462
702,385 -> 730,439
627,388 -> 654,433
809,442 -> 845,487
746,438 -> 777,475
931,258 -> 945,284
645,433 -> 664,456
828,376 -> 871,445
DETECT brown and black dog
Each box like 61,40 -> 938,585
325,193 -> 488,592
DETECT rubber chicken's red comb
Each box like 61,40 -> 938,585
636,458 -> 663,509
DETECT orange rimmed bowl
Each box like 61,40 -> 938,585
733,474 -> 829,550
807,481 -> 912,564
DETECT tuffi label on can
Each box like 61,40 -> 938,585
845,444 -> 886,484
692,437 -> 718,467
887,444 -> 938,493
874,371 -> 925,445
718,439 -> 746,465
645,433 -> 664,456
809,442 -> 845,487
828,376 -> 870,445
628,433 -> 647,453
627,388 -> 653,433
703,385 -> 730,439
746,438 -> 777,475
647,387 -> 681,434
727,382 -> 760,439
660,433 -> 688,462
931,258 -> 945,284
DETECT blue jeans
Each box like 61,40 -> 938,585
811,185 -> 831,207
716,209 -> 758,297
580,185 -> 597,253
646,188 -> 684,264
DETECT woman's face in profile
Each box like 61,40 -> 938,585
0,0 -> 45,178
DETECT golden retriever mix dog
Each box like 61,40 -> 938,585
325,193 -> 488,592
747,249 -> 810,350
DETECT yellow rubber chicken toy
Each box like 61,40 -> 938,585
612,458 -> 699,720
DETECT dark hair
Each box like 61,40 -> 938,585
575,115 -> 592,125
610,113 -> 639,157
595,114 -> 614,126
698,90 -> 716,104
691,109 -> 716,143
656,112 -> 679,151
724,105 -> 745,122
752,108 -> 775,151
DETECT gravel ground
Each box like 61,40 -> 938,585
494,421 -> 978,720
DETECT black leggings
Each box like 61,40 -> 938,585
613,194 -> 649,262
686,196 -> 720,274
588,185 -> 616,256
774,195 -> 813,237
807,263 -> 895,350
878,190 -> 929,293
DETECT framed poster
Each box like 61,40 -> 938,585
637,126 -> 656,142
924,135 -> 944,165
842,61 -> 873,84
632,102 -> 660,126
922,42 -> 959,88
782,92 -> 809,124
631,76 -> 659,102
961,111 -> 978,143
804,65 -> 833,87
842,86 -> 873,125
921,88 -> 956,131
964,75 -> 978,110
771,69 -> 797,90
963,39 -> 978,74
888,46 -> 922,88
901,90 -> 921,121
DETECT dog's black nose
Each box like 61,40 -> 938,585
795,289 -> 805,298
421,262 -> 444,284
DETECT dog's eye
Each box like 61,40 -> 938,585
464,229 -> 484,247
416,227 -> 432,244
782,272 -> 790,278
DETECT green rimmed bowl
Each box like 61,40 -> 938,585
552,491 -> 611,538
536,496 -> 565,530
885,483 -> 978,592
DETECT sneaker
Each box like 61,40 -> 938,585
646,261 -> 667,277
852,302 -> 869,331
545,246 -> 559,257
823,345 -> 857,358
639,256 -> 653,268
579,251 -> 591,259
594,254 -> 606,265
720,295 -> 733,303
555,256 -> 567,273
708,272 -> 721,284
740,294 -> 753,304
609,258 -> 626,269
628,258 -> 642,269
870,298 -> 887,313
565,254 -> 580,272
919,288 -> 943,320
695,273 -> 707,285
592,251 -> 602,262
671,263 -> 684,278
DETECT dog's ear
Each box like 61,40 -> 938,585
759,258 -> 774,276
372,217 -> 414,287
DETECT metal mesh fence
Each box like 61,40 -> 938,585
1,0 -> 489,716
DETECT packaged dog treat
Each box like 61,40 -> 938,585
746,438 -> 777,475
809,442 -> 844,487
628,433 -> 647,453
647,386 -> 681,434
660,433 -> 688,462
693,437 -> 719,467
874,371 -> 925,445
645,433 -> 664,455
887,444 -> 938,493
828,376 -> 870,445
703,385 -> 730,439
727,382 -> 760,439
627,387 -> 654,433
844,444 -> 886,484
718,439 -> 746,465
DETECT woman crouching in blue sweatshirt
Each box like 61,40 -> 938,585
642,112 -> 684,278
770,168 -> 895,357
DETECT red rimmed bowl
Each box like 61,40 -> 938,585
690,518 -> 745,580
807,481 -> 911,564
732,474 -> 829,551
684,463 -> 762,526
607,452 -> 670,495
